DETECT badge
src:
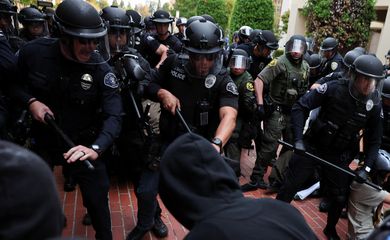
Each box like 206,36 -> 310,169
246,82 -> 254,91
104,72 -> 119,89
226,82 -> 239,95
269,59 -> 277,67
316,83 -> 327,94
366,99 -> 374,111
331,62 -> 338,71
147,35 -> 155,41
205,74 -> 216,89
80,73 -> 93,90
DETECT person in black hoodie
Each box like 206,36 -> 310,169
159,133 -> 317,240
0,140 -> 64,240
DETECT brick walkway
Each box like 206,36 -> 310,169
55,167 -> 350,240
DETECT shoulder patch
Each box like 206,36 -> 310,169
226,82 -> 239,95
268,59 -> 277,67
147,35 -> 155,41
331,62 -> 338,71
316,83 -> 327,94
104,72 -> 119,89
246,82 -> 254,91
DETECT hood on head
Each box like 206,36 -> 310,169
0,140 -> 64,239
159,133 -> 242,229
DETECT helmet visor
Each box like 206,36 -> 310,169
108,27 -> 129,53
185,51 -> 222,78
64,35 -> 110,65
349,72 -> 383,105
228,55 -> 249,69
286,39 -> 305,59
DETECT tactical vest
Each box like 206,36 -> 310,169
271,55 -> 309,107
306,80 -> 370,152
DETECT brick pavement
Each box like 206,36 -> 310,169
55,166 -> 352,240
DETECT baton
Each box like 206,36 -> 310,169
278,139 -> 382,191
44,113 -> 95,170
175,108 -> 241,175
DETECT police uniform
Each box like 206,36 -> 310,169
236,43 -> 272,80
147,53 -> 239,143
277,79 -> 382,234
320,52 -> 344,78
382,104 -> 390,152
224,69 -> 256,161
139,32 -> 182,68
0,30 -> 16,137
173,31 -> 185,42
109,47 -> 163,233
250,54 -> 309,186
13,38 -> 122,240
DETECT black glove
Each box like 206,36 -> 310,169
257,104 -> 265,120
294,139 -> 306,154
355,168 -> 369,184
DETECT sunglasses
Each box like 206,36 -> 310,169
109,28 -> 127,35
77,38 -> 99,45
190,53 -> 218,61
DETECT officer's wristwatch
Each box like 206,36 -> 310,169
211,137 -> 223,154
91,144 -> 103,156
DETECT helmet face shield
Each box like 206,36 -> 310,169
62,34 -> 110,65
349,72 -> 383,105
185,50 -> 222,78
286,39 -> 306,60
228,55 -> 249,69
108,27 -> 129,53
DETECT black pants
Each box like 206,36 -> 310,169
36,148 -> 112,240
276,151 -> 351,230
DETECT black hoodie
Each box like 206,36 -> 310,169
0,141 -> 64,240
159,133 -> 317,240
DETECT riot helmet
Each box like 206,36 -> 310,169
229,48 -> 250,70
285,35 -> 307,63
305,37 -> 314,53
201,14 -> 215,24
18,7 -> 47,39
349,55 -> 385,105
382,76 -> 390,99
320,37 -> 338,60
54,0 -> 109,64
176,17 -> 187,27
309,53 -> 321,70
186,16 -> 204,27
176,17 -> 186,34
101,6 -> 131,53
0,0 -> 18,35
252,30 -> 278,50
183,19 -> 224,78
385,49 -> 390,66
144,16 -> 156,33
343,50 -> 363,69
151,10 -> 173,24
354,46 -> 367,54
238,25 -> 252,43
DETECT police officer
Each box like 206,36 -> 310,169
147,18 -> 238,154
0,22 -> 16,138
237,25 -> 252,45
239,29 -> 279,79
224,48 -> 256,162
384,50 -> 390,77
241,35 -> 309,192
125,9 -> 143,51
10,0 -> 123,239
307,53 -> 322,87
381,76 -> 390,152
0,0 -> 24,52
311,49 -> 363,90
140,10 -> 182,68
276,55 -> 384,240
174,17 -> 186,42
319,37 -> 344,77
18,6 -> 48,42
100,6 -> 168,240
